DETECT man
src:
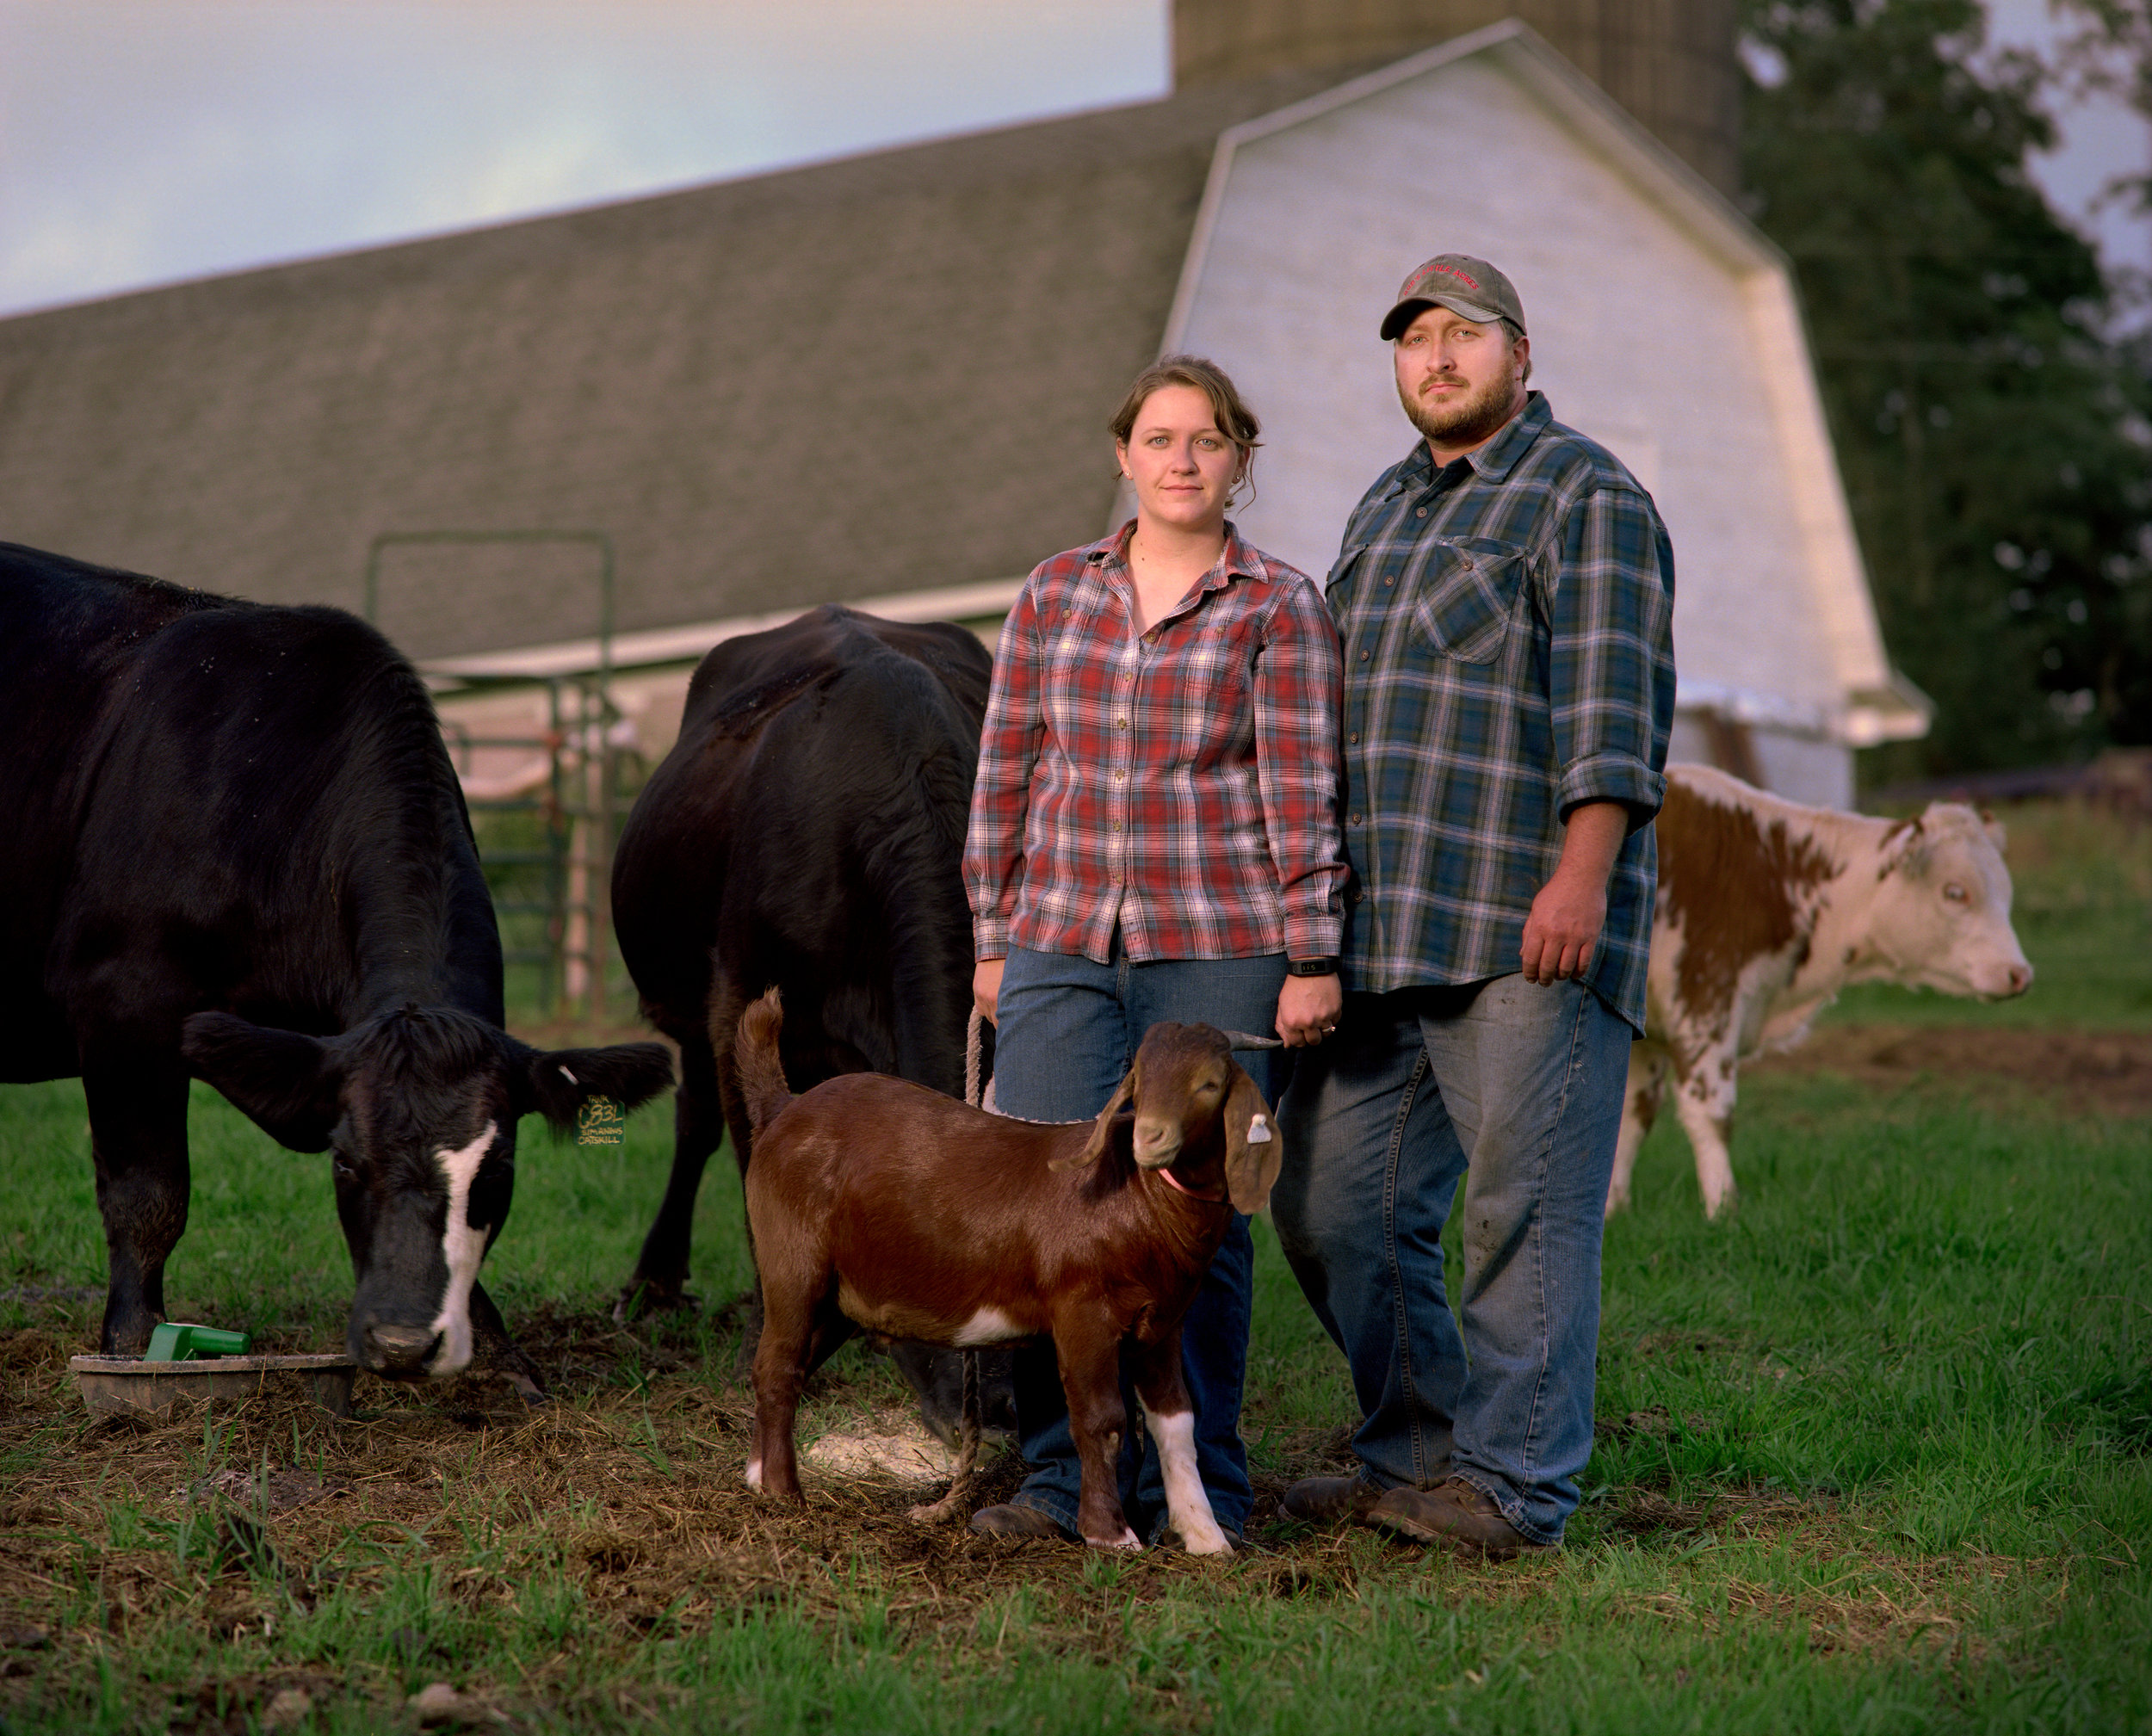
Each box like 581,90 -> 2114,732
1271,255 -> 1675,1559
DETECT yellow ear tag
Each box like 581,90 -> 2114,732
577,1097 -> 624,1146
1246,1114 -> 1273,1145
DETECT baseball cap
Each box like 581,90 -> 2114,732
1379,255 -> 1526,340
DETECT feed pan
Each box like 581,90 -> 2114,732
71,1353 -> 357,1419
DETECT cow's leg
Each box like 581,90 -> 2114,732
1130,1332 -> 1229,1555
1053,1315 -> 1140,1550
707,973 -> 758,1183
1605,1046 -> 1670,1215
617,1027 -> 727,1321
83,1046 -> 192,1356
1670,1049 -> 1741,1220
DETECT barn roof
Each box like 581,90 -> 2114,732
0,66 -> 1339,665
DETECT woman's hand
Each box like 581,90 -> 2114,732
1276,972 -> 1342,1047
973,958 -> 1006,1026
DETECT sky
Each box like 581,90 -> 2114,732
0,0 -> 2144,322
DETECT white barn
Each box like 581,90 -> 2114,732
1148,22 -> 1927,804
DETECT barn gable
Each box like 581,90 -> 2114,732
1153,20 -> 1926,805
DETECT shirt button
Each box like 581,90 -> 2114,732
1359,650 -> 1370,661
1384,577 -> 1395,586
1113,821 -> 1123,832
1113,770 -> 1124,781
1350,812 -> 1363,825
1416,508 -> 1428,518
1348,732 -> 1358,744
1116,716 -> 1129,726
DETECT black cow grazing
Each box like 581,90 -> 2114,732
0,543 -> 674,1385
611,604 -> 1012,1441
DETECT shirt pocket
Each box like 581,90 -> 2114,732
1409,536 -> 1530,665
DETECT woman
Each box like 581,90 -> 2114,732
962,355 -> 1346,1545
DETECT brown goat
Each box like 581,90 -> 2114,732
735,987 -> 1281,1553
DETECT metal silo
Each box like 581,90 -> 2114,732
1173,0 -> 1741,195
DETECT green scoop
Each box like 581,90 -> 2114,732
144,1323 -> 252,1362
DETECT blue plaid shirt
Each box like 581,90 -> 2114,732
1327,392 -> 1675,1032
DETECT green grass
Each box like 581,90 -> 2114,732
2,796 -> 2146,1733
3,1065 -> 2146,1733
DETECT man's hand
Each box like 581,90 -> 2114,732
1519,800 -> 1629,985
1276,971 -> 1342,1047
973,957 -> 1005,1025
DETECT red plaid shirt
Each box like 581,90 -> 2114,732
966,521 -> 1346,965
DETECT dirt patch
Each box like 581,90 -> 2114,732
1750,1023 -> 2152,1117
0,1294 -> 2056,1733
804,1409 -> 961,1486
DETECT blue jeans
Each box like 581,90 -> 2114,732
1271,974 -> 1629,1544
992,941 -> 1287,1542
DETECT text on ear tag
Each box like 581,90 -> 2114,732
577,1097 -> 624,1146
1245,1114 -> 1273,1145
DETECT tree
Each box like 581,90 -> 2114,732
1740,0 -> 2152,779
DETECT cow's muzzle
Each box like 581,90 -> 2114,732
361,1321 -> 443,1378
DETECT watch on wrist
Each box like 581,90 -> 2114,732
1285,957 -> 1339,977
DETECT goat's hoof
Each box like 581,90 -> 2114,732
1182,1529 -> 1234,1556
1604,1189 -> 1630,1214
1085,1528 -> 1141,1552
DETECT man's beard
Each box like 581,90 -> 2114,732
1398,360 -> 1519,450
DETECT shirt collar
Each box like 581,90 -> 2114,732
1091,518 -> 1272,596
1391,390 -> 1552,493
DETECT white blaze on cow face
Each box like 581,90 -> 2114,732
425,1120 -> 498,1376
1869,807 -> 2032,1000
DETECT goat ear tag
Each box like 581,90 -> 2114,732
1245,1114 -> 1273,1145
577,1097 -> 624,1146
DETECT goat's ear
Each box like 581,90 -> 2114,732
182,1013 -> 344,1152
1221,1064 -> 1282,1213
1053,1066 -> 1137,1172
518,1041 -> 676,1130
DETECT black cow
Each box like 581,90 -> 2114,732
0,543 -> 674,1383
611,605 -> 1012,1440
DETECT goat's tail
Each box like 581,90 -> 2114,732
734,986 -> 794,1137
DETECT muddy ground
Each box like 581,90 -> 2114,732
1749,1021 -> 2152,1117
0,1022 -> 2138,1728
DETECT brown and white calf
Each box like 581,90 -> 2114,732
734,990 -> 1280,1554
1611,764 -> 2031,1220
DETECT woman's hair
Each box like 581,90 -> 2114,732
1110,355 -> 1263,489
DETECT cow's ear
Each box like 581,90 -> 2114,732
517,1041 -> 675,1131
182,1013 -> 343,1152
1887,812 -> 1938,880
